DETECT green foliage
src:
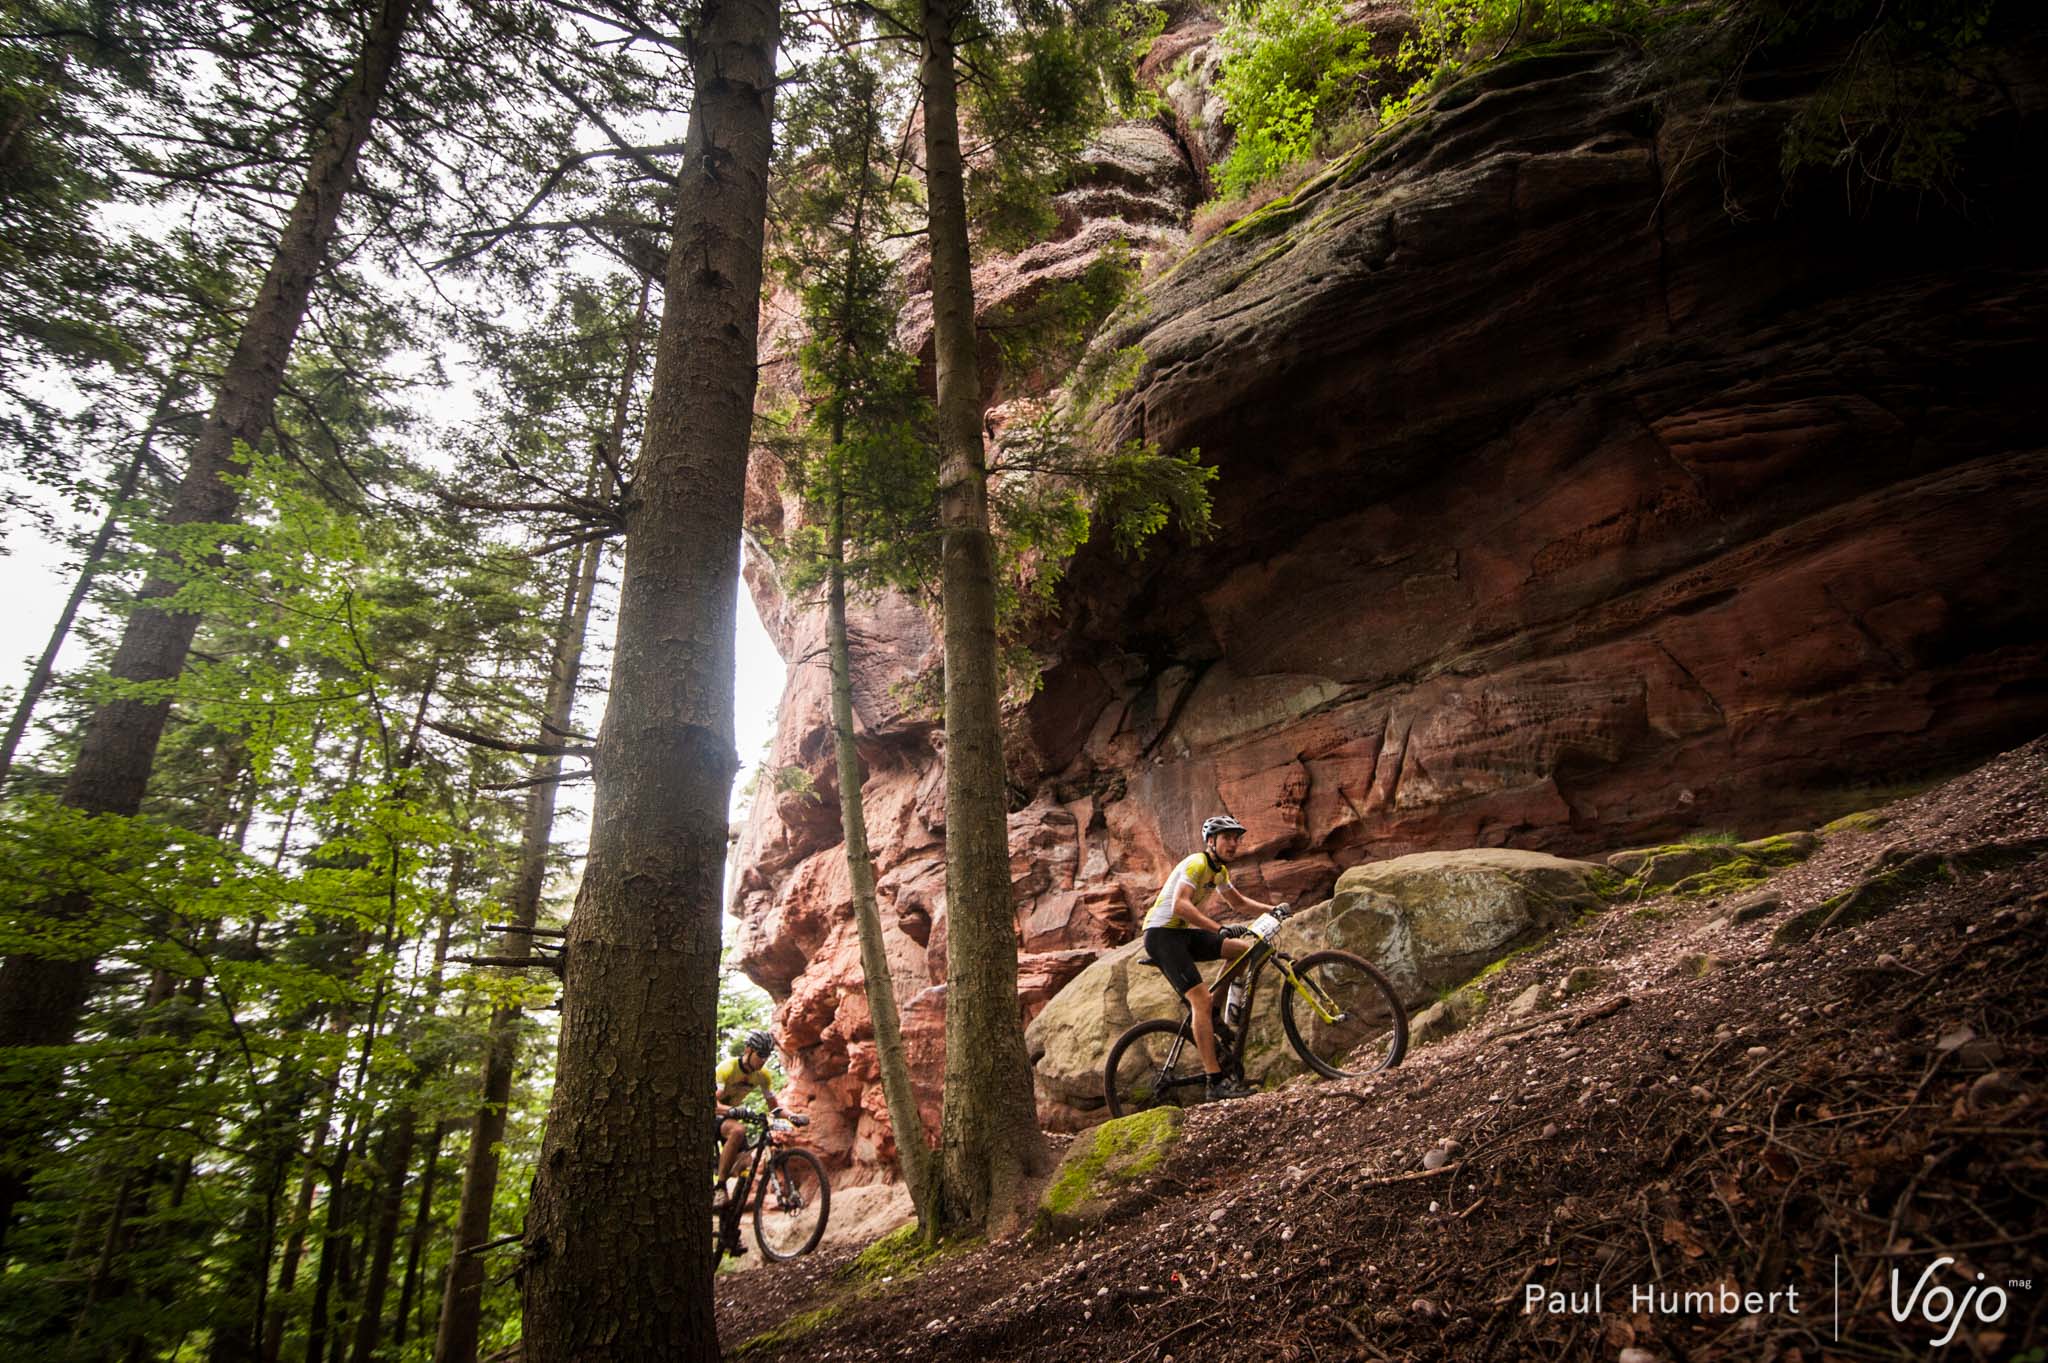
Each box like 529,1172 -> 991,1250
1381,0 -> 1667,121
0,438 -> 558,1359
717,958 -> 775,1072
1766,0 -> 2003,201
1215,0 -> 1381,197
963,2 -> 1167,250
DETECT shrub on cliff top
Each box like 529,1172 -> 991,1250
1214,0 -> 1380,197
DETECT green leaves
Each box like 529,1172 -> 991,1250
1215,0 -> 1380,197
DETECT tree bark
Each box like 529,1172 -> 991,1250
346,1112 -> 417,1363
393,1120 -> 453,1348
436,287 -> 644,1363
0,0 -> 422,1248
519,0 -> 779,1353
918,0 -> 1049,1236
827,481 -> 935,1221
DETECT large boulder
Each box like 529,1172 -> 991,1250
1298,849 -> 1609,1001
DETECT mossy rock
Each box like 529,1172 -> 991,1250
843,1223 -> 953,1286
1035,1106 -> 1184,1240
1602,830 -> 1816,902
1306,849 -> 1608,1000
1739,831 -> 1820,867
1777,836 -> 2048,946
1411,982 -> 1488,1046
733,1305 -> 840,1357
1775,852 -> 1950,945
1821,809 -> 1889,836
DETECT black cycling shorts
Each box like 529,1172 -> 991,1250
1145,926 -> 1224,997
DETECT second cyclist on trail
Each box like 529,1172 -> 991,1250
713,1029 -> 805,1212
1143,814 -> 1286,1101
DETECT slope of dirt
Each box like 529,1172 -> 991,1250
716,738 -> 2048,1362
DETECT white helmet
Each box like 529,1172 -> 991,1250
1201,814 -> 1246,841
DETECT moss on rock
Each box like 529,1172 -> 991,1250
844,1223 -> 956,1285
1035,1106 -> 1185,1240
733,1305 -> 841,1357
1821,809 -> 1889,836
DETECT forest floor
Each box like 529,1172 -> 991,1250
714,738 -> 2048,1363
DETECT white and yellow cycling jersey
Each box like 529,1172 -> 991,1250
1142,851 -> 1230,931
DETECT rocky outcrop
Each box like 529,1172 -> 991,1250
736,16 -> 2048,1175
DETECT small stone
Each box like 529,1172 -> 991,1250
1428,1200 -> 1440,1213
1746,1045 -> 1770,1058
1208,1208 -> 1228,1224
1732,893 -> 1786,922
1541,1122 -> 1561,1139
1410,1297 -> 1437,1316
1968,1071 -> 2022,1112
1563,965 -> 1613,997
1936,1025 -> 1977,1052
1619,1349 -> 1661,1363
1281,1225 -> 1295,1243
1423,1146 -> 1451,1171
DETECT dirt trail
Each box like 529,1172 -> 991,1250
717,738 -> 2048,1362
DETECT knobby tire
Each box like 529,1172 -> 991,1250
1279,949 -> 1408,1079
753,1146 -> 829,1261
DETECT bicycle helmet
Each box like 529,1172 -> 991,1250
1201,814 -> 1246,841
744,1029 -> 776,1056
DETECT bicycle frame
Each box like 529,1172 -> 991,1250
1144,942 -> 1337,1090
1208,933 -> 1350,1030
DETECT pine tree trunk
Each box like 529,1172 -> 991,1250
520,0 -> 779,1352
261,1041 -> 343,1363
0,0 -> 421,1248
436,292 -> 642,1363
347,1112 -> 417,1363
828,477 -> 933,1218
393,1120 -> 452,1348
919,0 -> 1049,1237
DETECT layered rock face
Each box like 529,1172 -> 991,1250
736,19 -> 2048,1175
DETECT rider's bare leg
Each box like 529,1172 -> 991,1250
1185,981 -> 1220,1073
716,1119 -> 745,1184
1186,938 -> 1253,1075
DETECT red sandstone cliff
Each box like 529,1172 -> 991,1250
734,15 -> 2048,1176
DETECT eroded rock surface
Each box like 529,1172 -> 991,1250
736,21 -> 2048,1175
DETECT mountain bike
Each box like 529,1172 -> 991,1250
713,1108 -> 830,1263
1103,903 -> 1407,1118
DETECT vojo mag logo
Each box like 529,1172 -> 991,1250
1888,1255 -> 2015,1348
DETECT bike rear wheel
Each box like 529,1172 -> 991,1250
1103,1017 -> 1206,1119
1279,950 -> 1408,1079
753,1147 -> 830,1261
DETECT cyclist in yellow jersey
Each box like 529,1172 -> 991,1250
1143,814 -> 1284,1100
713,1029 -> 803,1211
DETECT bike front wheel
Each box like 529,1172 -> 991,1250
1279,950 -> 1408,1079
1103,1017 -> 1206,1119
753,1147 -> 830,1261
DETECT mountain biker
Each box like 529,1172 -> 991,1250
1142,814 -> 1285,1101
714,1029 -> 802,1213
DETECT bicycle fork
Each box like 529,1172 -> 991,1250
1281,960 -> 1348,1024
